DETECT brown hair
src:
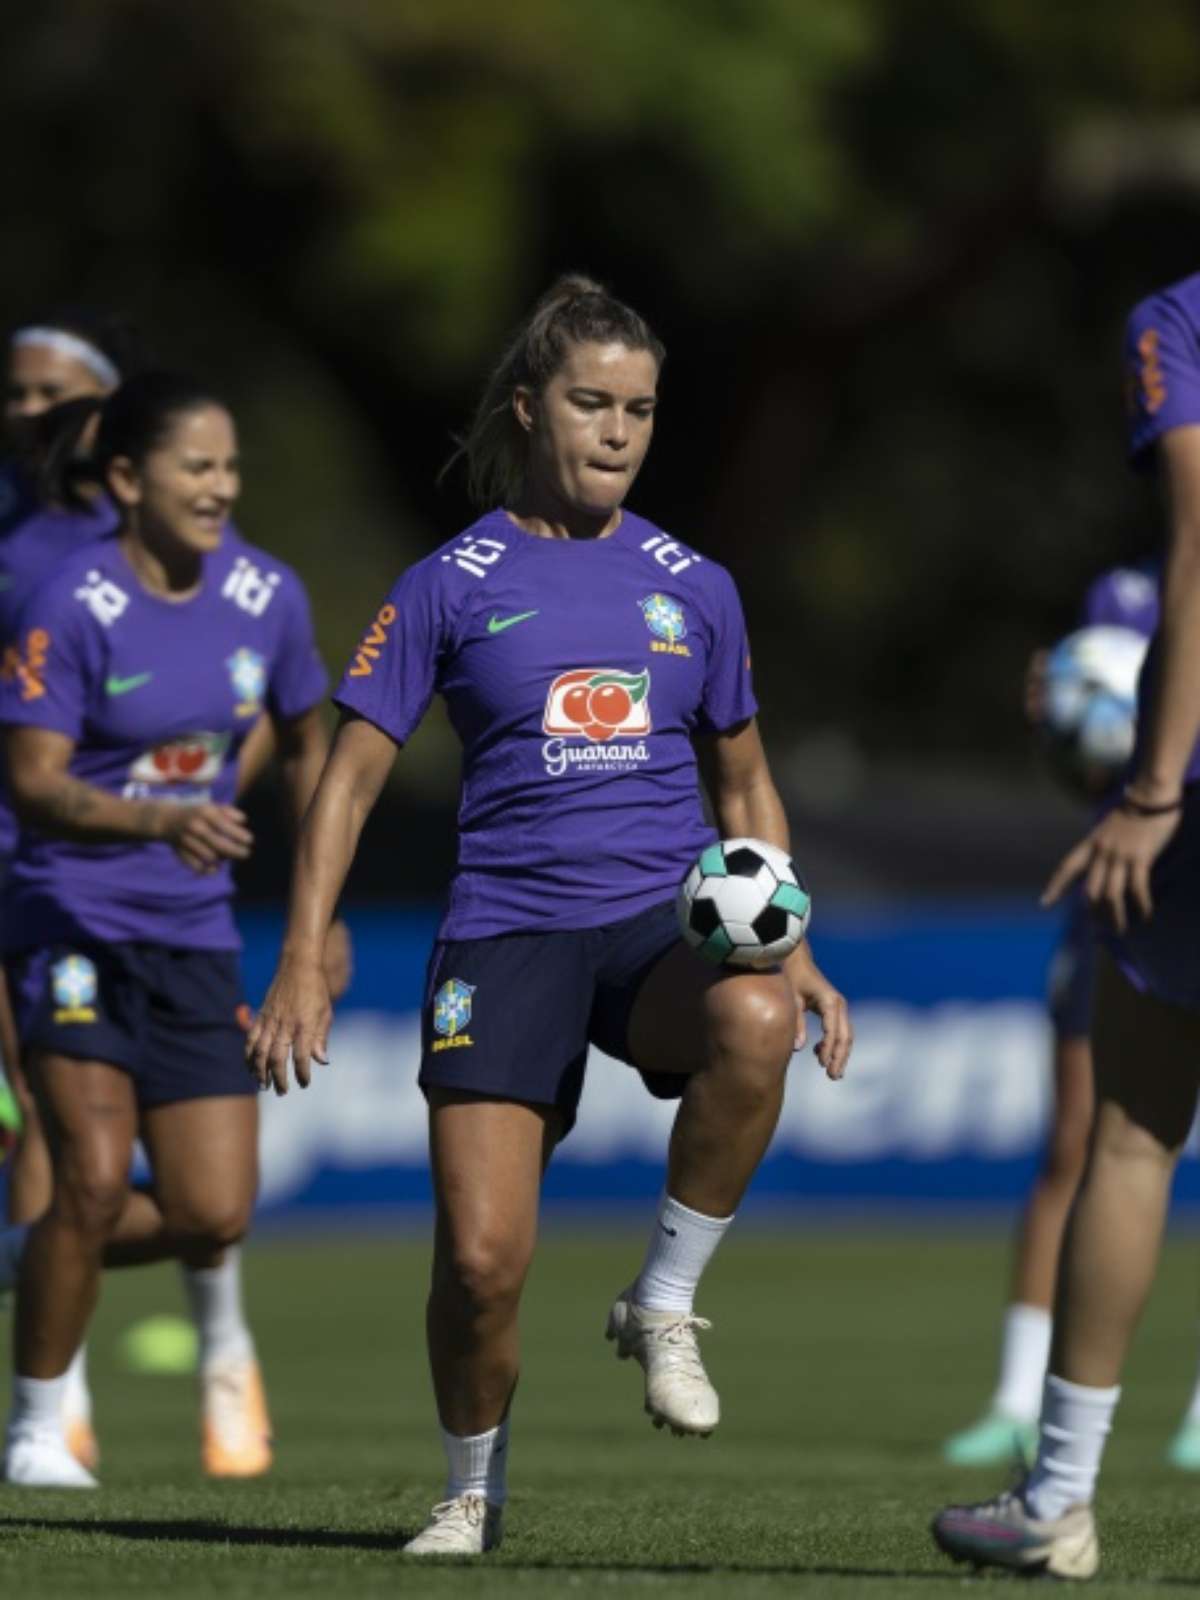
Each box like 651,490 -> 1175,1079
450,274 -> 665,509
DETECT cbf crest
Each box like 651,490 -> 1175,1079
431,978 -> 475,1053
51,954 -> 98,1024
227,648 -> 267,718
640,593 -> 691,657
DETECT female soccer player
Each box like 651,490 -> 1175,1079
934,271 -> 1200,1579
247,275 -> 854,1555
942,562 -> 1164,1469
0,371 -> 334,1488
0,310 -> 140,1466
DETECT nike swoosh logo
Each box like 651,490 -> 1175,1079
105,672 -> 153,696
659,1223 -> 678,1237
487,610 -> 538,635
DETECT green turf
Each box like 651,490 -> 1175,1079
5,1225 -> 1200,1596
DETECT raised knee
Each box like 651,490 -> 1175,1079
438,1233 -> 529,1313
708,980 -> 795,1080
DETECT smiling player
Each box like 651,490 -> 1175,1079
247,275 -> 853,1555
0,372 -> 335,1488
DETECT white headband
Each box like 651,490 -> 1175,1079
11,327 -> 121,389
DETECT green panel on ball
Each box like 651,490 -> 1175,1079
698,844 -> 728,878
770,882 -> 810,916
700,926 -> 735,963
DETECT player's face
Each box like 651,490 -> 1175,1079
111,405 -> 240,555
4,343 -> 110,423
520,341 -> 659,517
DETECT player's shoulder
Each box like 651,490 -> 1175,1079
1127,271 -> 1200,333
387,509 -> 521,608
27,532 -> 129,629
620,509 -> 738,606
213,527 -> 309,614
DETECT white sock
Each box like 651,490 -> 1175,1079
633,1193 -> 733,1314
181,1247 -> 254,1370
1024,1374 -> 1120,1520
0,1223 -> 30,1292
9,1372 -> 69,1439
441,1419 -> 509,1506
991,1303 -> 1052,1421
61,1345 -> 91,1424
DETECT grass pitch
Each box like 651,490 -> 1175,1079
4,1223 -> 1200,1596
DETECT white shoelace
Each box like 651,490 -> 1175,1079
646,1314 -> 712,1380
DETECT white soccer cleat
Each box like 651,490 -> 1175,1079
401,1493 -> 503,1556
605,1286 -> 720,1436
3,1426 -> 99,1488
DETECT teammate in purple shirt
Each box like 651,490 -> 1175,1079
0,311 -> 138,1467
943,560 -> 1161,1470
0,372 -> 333,1490
248,274 -> 853,1556
935,273 -> 1200,1580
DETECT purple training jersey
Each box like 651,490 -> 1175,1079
335,508 -> 757,939
1124,274 -> 1200,782
0,531 -> 327,950
0,465 -> 119,858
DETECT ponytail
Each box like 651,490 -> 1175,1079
34,396 -> 107,511
448,274 -> 665,509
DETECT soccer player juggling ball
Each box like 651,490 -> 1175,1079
248,275 -> 854,1557
0,372 -> 338,1488
934,273 -> 1200,1580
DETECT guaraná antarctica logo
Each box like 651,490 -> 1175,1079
541,667 -> 653,778
640,593 -> 691,657
431,977 -> 476,1053
51,953 -> 98,1025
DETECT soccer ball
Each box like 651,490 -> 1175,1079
1040,625 -> 1149,794
676,837 -> 811,968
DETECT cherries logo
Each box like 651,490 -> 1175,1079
543,669 -> 651,743
129,732 -> 228,786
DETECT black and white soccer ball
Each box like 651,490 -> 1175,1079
676,837 -> 811,968
1040,625 -> 1148,795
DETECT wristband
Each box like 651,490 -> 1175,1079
1120,787 -> 1185,818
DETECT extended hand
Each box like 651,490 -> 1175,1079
1042,802 -> 1182,933
245,954 -> 332,1096
162,803 -> 254,874
783,944 -> 853,1081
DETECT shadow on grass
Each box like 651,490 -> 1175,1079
6,1518 -> 1200,1585
0,1516 -> 968,1580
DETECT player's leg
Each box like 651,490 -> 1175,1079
3,1052 -> 137,1487
943,1033 -> 1093,1465
138,1092 -> 267,1478
599,919 -> 795,1438
933,954 -> 1200,1579
404,1090 -> 560,1556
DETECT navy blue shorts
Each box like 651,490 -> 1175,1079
1108,784 -> 1200,1012
6,942 -> 255,1109
1046,889 -> 1097,1041
419,901 -> 682,1136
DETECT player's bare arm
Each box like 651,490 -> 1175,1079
271,703 -> 353,1000
698,719 -> 852,1080
5,723 -> 252,872
1044,426 -> 1200,930
246,712 -> 395,1094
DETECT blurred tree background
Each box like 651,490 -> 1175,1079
5,0 -> 1200,896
